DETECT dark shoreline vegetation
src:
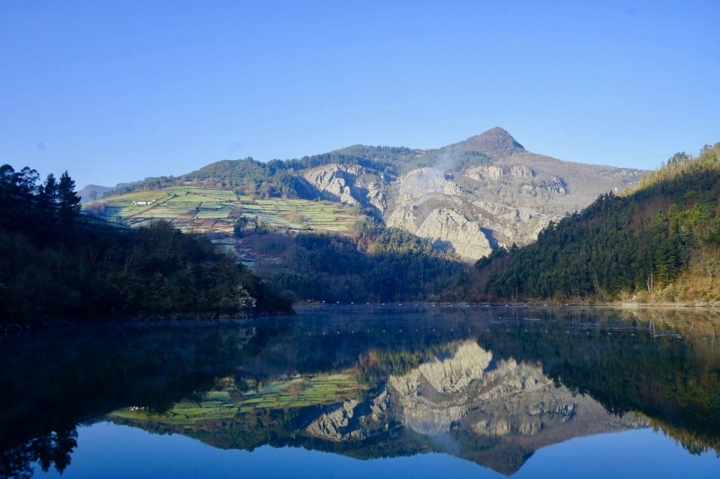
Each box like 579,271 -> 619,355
3,142 -> 720,326
0,165 -> 292,325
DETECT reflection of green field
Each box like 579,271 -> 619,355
110,391 -> 239,425
109,374 -> 363,426
87,186 -> 360,234
239,374 -> 361,409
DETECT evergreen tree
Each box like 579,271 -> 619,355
57,171 -> 81,228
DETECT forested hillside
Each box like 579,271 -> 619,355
102,146 -> 420,199
0,164 -> 291,324
262,226 -> 462,302
472,143 -> 720,302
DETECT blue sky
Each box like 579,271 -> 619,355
1,0 -> 718,188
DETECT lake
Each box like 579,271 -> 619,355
2,305 -> 719,478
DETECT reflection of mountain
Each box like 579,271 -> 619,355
3,307 -> 720,478
109,340 -> 647,475
386,341 -> 646,475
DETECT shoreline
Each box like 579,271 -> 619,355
0,308 -> 295,336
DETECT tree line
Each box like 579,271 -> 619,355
473,143 -> 720,302
0,164 -> 292,323
0,165 -> 81,246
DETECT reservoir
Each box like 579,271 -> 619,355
2,305 -> 719,478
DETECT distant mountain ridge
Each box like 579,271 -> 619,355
86,128 -> 645,260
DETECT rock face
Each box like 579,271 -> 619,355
382,130 -> 642,261
302,128 -> 643,261
414,209 -> 494,259
302,164 -> 389,214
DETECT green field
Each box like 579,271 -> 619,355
85,186 -> 362,234
109,373 -> 363,426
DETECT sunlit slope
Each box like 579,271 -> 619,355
85,185 -> 363,234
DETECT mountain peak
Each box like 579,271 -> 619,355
456,127 -> 525,158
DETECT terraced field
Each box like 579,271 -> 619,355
109,373 -> 363,426
86,186 -> 362,234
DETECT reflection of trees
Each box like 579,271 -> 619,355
2,307 -> 720,476
0,428 -> 77,479
650,419 -> 720,457
479,313 -> 720,455
0,324 -> 260,478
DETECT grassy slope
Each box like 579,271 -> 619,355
85,185 -> 363,234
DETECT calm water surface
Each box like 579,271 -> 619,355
2,305 -> 719,478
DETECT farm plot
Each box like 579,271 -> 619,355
88,186 -> 362,234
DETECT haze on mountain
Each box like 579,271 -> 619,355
91,127 -> 643,261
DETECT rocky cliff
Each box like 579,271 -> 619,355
302,164 -> 390,215
301,128 -> 643,261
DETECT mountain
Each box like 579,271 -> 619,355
78,182 -> 139,203
302,128 -> 644,260
452,126 -> 526,156
473,143 -> 720,302
87,128 -> 643,262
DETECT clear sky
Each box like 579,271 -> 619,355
1,0 -> 718,188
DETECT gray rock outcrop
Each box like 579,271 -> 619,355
305,399 -> 364,442
302,164 -> 389,214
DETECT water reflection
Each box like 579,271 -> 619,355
1,306 -> 719,478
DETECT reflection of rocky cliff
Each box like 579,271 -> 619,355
94,306 -> 720,476
297,340 -> 645,474
124,334 -> 645,475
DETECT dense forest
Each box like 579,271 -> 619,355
471,143 -> 720,302
0,164 -> 291,324
240,222 -> 463,302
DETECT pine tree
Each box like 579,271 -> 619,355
39,173 -> 58,214
57,171 -> 81,230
